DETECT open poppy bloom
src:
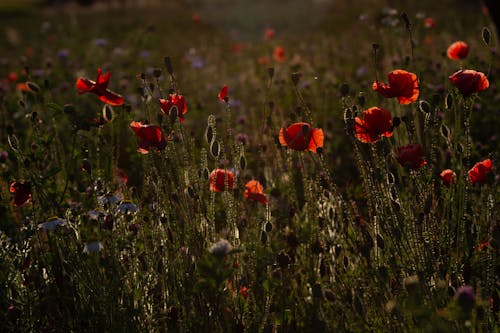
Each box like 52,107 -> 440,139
9,181 -> 32,207
159,93 -> 188,122
468,159 -> 493,185
396,144 -> 427,169
449,70 -> 489,95
244,180 -> 268,205
372,69 -> 419,105
209,169 -> 234,192
447,41 -> 469,60
273,46 -> 286,62
440,169 -> 457,187
279,122 -> 324,153
218,85 -> 228,101
263,28 -> 276,40
76,68 -> 124,106
423,17 -> 436,29
130,121 -> 167,154
354,106 -> 393,143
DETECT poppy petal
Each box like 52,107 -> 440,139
76,77 -> 95,93
308,128 -> 324,153
99,89 -> 124,106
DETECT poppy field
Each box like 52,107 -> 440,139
0,0 -> 498,331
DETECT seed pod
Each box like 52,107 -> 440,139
482,27 -> 491,46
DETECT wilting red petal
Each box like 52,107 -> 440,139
440,169 -> 456,187
99,89 -> 124,106
373,69 -> 419,105
354,106 -> 393,143
449,70 -> 489,95
218,85 -> 228,101
396,144 -> 427,169
447,41 -> 469,60
9,181 -> 32,207
209,169 -> 234,192
468,159 -> 493,185
244,180 -> 268,205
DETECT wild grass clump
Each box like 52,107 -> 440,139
0,2 -> 498,332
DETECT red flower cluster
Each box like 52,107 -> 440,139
354,106 -> 393,143
209,169 -> 235,192
159,93 -> 188,122
449,70 -> 489,95
447,41 -> 469,60
130,121 -> 167,154
440,169 -> 456,187
396,144 -> 427,169
279,122 -> 324,153
9,181 -> 32,207
372,69 -> 419,105
76,68 -> 124,106
244,180 -> 268,205
468,159 -> 493,185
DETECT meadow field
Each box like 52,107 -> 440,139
0,0 -> 498,331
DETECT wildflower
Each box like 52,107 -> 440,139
117,200 -> 138,214
218,85 -> 228,101
244,180 -> 268,205
239,286 -> 249,299
468,159 -> 493,185
372,69 -> 419,104
449,70 -> 489,95
159,93 -> 188,122
279,122 -> 324,153
455,285 -> 476,312
263,28 -> 275,40
446,41 -> 469,60
440,169 -> 456,187
130,121 -> 167,154
353,106 -> 393,143
423,17 -> 436,29
209,239 -> 233,258
273,46 -> 286,62
396,144 -> 427,169
76,68 -> 124,106
209,169 -> 235,192
83,241 -> 103,254
9,181 -> 31,207
38,216 -> 66,230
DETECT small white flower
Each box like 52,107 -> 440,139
83,241 -> 103,254
38,217 -> 66,231
209,239 -> 233,258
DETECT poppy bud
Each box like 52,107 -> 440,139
239,155 -> 247,170
291,72 -> 301,86
264,222 -> 273,232
418,100 -> 431,113
164,56 -> 174,75
205,125 -> 214,144
26,81 -> 41,93
440,124 -> 450,140
482,27 -> 491,46
8,134 -> 19,151
102,104 -> 113,123
153,68 -> 162,78
210,140 -> 220,158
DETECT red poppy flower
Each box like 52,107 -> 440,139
372,69 -> 419,105
209,169 -> 234,192
423,17 -> 436,29
353,106 -> 393,143
273,46 -> 286,62
218,85 -> 228,101
396,144 -> 427,169
477,239 -> 489,252
9,181 -> 32,207
244,180 -> 268,205
239,286 -> 249,299
7,72 -> 18,83
130,121 -> 167,154
76,68 -> 124,106
449,70 -> 489,95
440,169 -> 456,187
263,28 -> 275,40
468,159 -> 493,185
447,41 -> 469,60
279,122 -> 324,153
159,93 -> 188,122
